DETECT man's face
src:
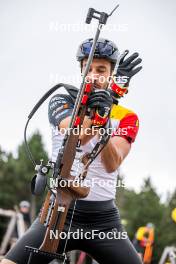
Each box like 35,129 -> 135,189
82,58 -> 112,89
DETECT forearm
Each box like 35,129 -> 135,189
100,138 -> 123,173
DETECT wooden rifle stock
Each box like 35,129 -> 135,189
39,87 -> 92,253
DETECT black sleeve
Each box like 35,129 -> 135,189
48,94 -> 74,127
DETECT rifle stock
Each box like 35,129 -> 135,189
40,191 -> 72,253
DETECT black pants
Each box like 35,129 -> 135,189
5,200 -> 142,264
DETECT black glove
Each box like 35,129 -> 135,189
87,89 -> 113,126
116,50 -> 142,86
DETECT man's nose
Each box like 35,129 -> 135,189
86,70 -> 99,83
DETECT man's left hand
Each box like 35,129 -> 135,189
116,50 -> 142,87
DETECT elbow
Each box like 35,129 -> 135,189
102,158 -> 120,173
105,165 -> 119,173
102,155 -> 123,173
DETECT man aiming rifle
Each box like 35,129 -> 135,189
2,36 -> 143,264
2,5 -> 143,263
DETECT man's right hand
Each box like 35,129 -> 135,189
87,89 -> 113,126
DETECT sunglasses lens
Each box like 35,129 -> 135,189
100,44 -> 113,56
82,42 -> 92,55
82,42 -> 114,57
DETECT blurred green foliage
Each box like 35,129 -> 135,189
116,176 -> 176,263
